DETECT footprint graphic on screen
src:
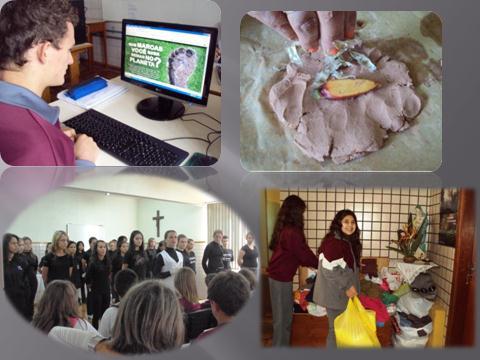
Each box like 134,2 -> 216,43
168,48 -> 198,88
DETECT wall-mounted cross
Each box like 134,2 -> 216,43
152,210 -> 165,238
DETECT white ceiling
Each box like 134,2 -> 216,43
65,173 -> 218,204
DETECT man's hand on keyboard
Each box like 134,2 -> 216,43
74,134 -> 99,163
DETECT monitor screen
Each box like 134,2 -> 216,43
121,19 -> 217,107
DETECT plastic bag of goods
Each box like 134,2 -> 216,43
334,296 -> 381,348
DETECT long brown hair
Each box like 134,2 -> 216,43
110,280 -> 184,354
327,209 -> 362,265
32,280 -> 79,333
174,267 -> 199,303
269,195 -> 306,250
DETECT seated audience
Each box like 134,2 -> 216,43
174,267 -> 203,313
238,268 -> 257,291
32,280 -> 98,334
98,269 -> 138,338
48,280 -> 185,354
197,271 -> 250,339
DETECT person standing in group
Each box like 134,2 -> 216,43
153,230 -> 183,289
22,236 -> 39,320
107,239 -> 117,258
238,232 -> 259,273
267,195 -> 318,346
123,230 -> 148,280
111,237 -> 128,303
186,238 -> 196,273
176,234 -> 192,269
221,235 -> 234,270
146,237 -> 157,278
75,241 -> 87,304
2,233 -> 30,319
313,209 -> 362,348
39,242 -> 53,271
67,240 -> 82,303
42,230 -> 73,285
202,230 -> 225,275
86,240 -> 111,329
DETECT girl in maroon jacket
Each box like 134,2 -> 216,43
313,209 -> 362,347
267,195 -> 318,346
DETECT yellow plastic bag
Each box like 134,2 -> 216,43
334,296 -> 381,348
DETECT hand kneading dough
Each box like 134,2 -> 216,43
269,47 -> 422,164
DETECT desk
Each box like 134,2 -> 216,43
53,77 -> 221,166
70,43 -> 93,85
86,19 -> 108,68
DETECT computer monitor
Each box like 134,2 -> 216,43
121,19 -> 218,121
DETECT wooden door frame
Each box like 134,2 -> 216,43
446,189 -> 475,346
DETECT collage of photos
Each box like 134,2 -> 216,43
0,0 -> 476,359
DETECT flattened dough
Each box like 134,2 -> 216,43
269,47 -> 422,164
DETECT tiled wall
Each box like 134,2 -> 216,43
278,188 -> 456,324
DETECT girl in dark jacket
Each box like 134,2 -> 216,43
86,240 -> 111,329
111,237 -> 128,302
266,195 -> 318,346
122,230 -> 148,280
75,241 -> 87,304
2,233 -> 30,320
313,209 -> 362,348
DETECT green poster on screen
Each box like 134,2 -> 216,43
125,35 -> 207,93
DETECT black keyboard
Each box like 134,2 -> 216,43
64,109 -> 189,166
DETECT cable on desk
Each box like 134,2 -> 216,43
161,136 -> 210,143
206,135 -> 221,157
182,112 -> 220,124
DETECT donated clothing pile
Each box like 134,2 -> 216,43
392,272 -> 437,347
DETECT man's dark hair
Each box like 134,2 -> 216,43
88,236 -> 97,245
114,269 -> 138,298
0,0 -> 78,69
207,271 -> 250,317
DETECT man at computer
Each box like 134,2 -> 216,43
0,0 -> 98,166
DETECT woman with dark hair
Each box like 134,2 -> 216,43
39,242 -> 52,270
313,209 -> 362,348
111,237 -> 129,302
32,280 -> 98,334
49,280 -> 185,354
67,240 -> 82,302
42,231 -> 73,285
75,241 -> 87,304
266,195 -> 318,346
2,233 -> 30,319
122,230 -> 148,280
86,240 -> 111,329
22,236 -> 38,320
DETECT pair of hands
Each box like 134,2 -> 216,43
248,11 -> 356,54
62,128 -> 99,163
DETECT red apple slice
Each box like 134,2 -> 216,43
321,79 -> 378,100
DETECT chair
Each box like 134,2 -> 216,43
184,308 -> 217,342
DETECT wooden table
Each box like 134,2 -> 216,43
69,43 -> 93,86
86,19 -> 108,68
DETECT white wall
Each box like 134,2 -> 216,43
7,188 -> 138,244
101,0 -> 220,26
7,187 -> 208,250
136,198 -> 207,242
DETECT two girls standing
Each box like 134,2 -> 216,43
268,195 -> 361,348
